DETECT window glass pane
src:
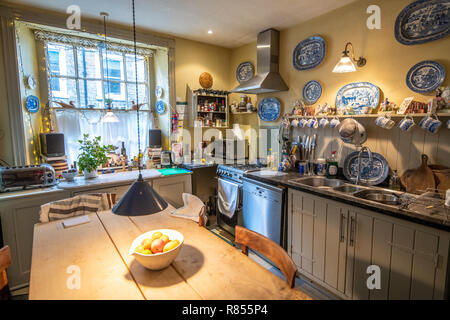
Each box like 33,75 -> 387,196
102,53 -> 124,81
127,83 -> 149,110
125,54 -> 146,82
47,43 -> 76,77
50,78 -> 78,107
78,79 -> 103,108
76,47 -> 101,79
104,82 -> 126,107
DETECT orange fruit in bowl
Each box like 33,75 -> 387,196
160,234 -> 170,244
163,240 -> 180,253
151,231 -> 163,241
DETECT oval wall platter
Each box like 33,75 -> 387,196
302,80 -> 322,105
258,97 -> 281,122
292,36 -> 326,71
343,151 -> 389,185
406,60 -> 446,93
236,61 -> 254,83
25,95 -> 40,113
336,82 -> 380,115
395,0 -> 450,45
155,100 -> 165,114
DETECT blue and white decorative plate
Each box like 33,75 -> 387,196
406,60 -> 446,93
343,151 -> 389,185
336,82 -> 380,115
25,95 -> 40,113
236,61 -> 254,83
395,0 -> 450,45
258,97 -> 281,122
293,36 -> 326,71
302,80 -> 322,105
155,100 -> 165,114
155,86 -> 164,99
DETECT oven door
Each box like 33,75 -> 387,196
216,178 -> 243,236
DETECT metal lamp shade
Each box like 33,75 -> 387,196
112,176 -> 168,216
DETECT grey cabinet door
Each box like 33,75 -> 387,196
153,175 -> 192,208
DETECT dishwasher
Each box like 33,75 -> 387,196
242,177 -> 287,250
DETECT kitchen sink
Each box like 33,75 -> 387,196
353,189 -> 401,206
333,185 -> 365,194
289,177 -> 345,188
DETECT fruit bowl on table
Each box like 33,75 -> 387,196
129,229 -> 184,270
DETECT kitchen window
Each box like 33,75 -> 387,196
36,30 -> 156,164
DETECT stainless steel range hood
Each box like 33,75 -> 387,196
231,29 -> 288,94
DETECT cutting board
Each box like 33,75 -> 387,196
400,154 -> 436,194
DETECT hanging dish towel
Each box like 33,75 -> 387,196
170,193 -> 206,225
217,178 -> 239,219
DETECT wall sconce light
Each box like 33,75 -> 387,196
332,42 -> 366,73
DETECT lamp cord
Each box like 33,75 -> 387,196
132,0 -> 142,177
103,14 -> 111,110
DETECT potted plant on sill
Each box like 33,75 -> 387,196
77,134 -> 113,179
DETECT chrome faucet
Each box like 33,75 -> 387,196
356,146 -> 373,185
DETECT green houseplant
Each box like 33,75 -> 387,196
77,134 -> 113,179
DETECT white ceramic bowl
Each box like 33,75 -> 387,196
61,170 -> 78,181
129,229 -> 184,270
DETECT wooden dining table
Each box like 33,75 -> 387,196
29,207 -> 311,300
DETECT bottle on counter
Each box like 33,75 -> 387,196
326,151 -> 339,179
389,170 -> 402,191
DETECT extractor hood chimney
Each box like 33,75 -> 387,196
231,29 -> 288,94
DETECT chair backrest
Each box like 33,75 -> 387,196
235,226 -> 297,288
39,193 -> 117,222
0,246 -> 11,291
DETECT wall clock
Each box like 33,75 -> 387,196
25,95 -> 40,113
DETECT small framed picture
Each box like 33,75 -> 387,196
397,97 -> 414,114
427,98 -> 437,115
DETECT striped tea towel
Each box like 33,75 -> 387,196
39,193 -> 116,223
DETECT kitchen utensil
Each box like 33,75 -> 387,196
400,154 -> 436,194
419,114 -> 442,134
329,117 -> 340,129
319,117 -> 329,128
398,115 -> 415,132
307,117 -> 319,129
375,114 -> 395,129
298,118 -> 308,128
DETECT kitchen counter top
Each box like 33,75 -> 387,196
244,171 -> 450,232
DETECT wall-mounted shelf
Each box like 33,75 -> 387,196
288,113 -> 450,119
231,111 -> 257,115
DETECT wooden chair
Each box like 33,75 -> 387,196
235,226 -> 297,288
0,246 -> 12,300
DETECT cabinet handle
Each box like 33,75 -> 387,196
339,214 -> 345,243
349,216 -> 355,247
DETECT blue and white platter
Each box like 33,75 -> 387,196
302,80 -> 322,105
25,95 -> 40,113
395,0 -> 450,45
293,36 -> 326,71
258,97 -> 281,122
155,100 -> 165,114
406,60 -> 446,93
343,151 -> 389,186
236,61 -> 254,83
335,82 -> 380,115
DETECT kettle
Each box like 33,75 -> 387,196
337,118 -> 367,146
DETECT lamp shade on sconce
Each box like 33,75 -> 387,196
101,111 -> 120,123
333,55 -> 357,73
112,174 -> 168,216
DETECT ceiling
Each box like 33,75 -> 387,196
5,0 -> 357,48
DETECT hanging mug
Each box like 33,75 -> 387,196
319,117 -> 329,129
420,114 -> 442,134
291,118 -> 299,128
375,114 -> 395,129
397,115 -> 415,132
329,117 -> 340,129
307,117 -> 319,129
298,117 -> 308,128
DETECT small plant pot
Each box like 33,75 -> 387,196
83,169 -> 98,179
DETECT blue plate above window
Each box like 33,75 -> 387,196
258,97 -> 281,122
155,100 -> 165,114
293,36 -> 326,71
25,95 -> 40,113
406,60 -> 446,93
302,80 -> 322,105
395,0 -> 450,45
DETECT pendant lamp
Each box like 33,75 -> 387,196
100,12 -> 119,123
112,0 -> 168,216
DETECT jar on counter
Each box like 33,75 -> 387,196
316,158 -> 327,176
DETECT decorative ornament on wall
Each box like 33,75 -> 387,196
236,61 -> 254,83
406,60 -> 446,94
155,100 -> 166,114
302,80 -> 322,105
199,72 -> 213,89
292,36 -> 326,71
258,97 -> 281,122
25,95 -> 40,113
25,75 -> 37,90
335,82 -> 380,115
155,86 -> 164,99
395,0 -> 450,45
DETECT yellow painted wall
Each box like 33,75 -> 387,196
230,0 -> 450,125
